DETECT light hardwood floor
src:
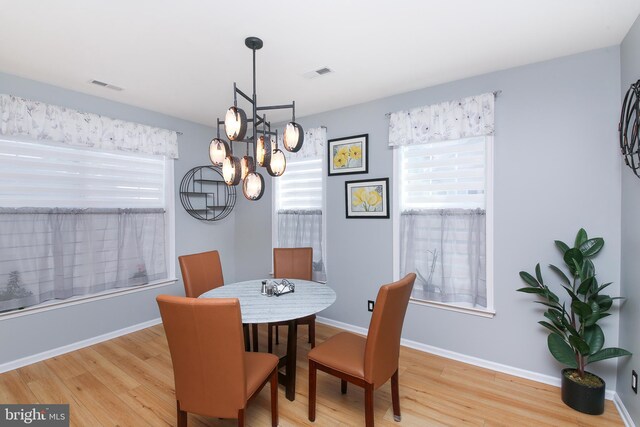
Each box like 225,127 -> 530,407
0,322 -> 623,426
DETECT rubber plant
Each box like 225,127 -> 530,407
518,228 -> 631,386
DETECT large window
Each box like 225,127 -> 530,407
0,137 -> 174,313
390,93 -> 495,316
273,127 -> 327,281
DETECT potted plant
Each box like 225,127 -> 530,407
517,228 -> 631,415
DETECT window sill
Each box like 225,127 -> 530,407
0,278 -> 177,321
409,298 -> 495,318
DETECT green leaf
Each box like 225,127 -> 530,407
584,312 -> 611,327
543,311 -> 564,329
534,300 -> 562,310
579,260 -> 594,282
549,264 -> 570,286
516,287 -> 546,295
571,300 -> 593,318
577,277 -> 595,296
519,271 -> 539,288
584,325 -> 604,355
580,238 -> 604,257
548,333 -> 578,368
535,263 -> 544,286
596,282 -> 613,293
539,321 -> 565,337
596,295 -> 613,312
569,334 -> 591,356
574,228 -> 588,248
555,240 -> 570,254
564,248 -> 584,275
587,347 -> 632,364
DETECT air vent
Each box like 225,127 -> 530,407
89,80 -> 123,91
303,67 -> 334,79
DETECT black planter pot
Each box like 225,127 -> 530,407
561,368 -> 605,415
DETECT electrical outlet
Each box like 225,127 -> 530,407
632,370 -> 638,394
367,300 -> 375,312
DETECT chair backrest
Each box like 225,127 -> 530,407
178,250 -> 224,298
156,295 -> 246,418
363,273 -> 416,387
273,247 -> 313,280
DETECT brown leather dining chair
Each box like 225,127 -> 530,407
307,273 -> 416,427
267,247 -> 315,353
157,295 -> 279,427
178,250 -> 253,350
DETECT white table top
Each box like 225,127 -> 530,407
198,279 -> 336,324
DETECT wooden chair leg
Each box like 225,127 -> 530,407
309,320 -> 316,348
341,379 -> 347,394
309,360 -> 317,421
243,324 -> 250,351
177,400 -> 187,427
275,325 -> 280,344
237,408 -> 244,427
364,383 -> 374,427
391,369 -> 401,422
268,324 -> 273,353
252,324 -> 259,352
270,369 -> 278,427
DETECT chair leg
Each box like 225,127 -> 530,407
341,379 -> 347,394
252,324 -> 259,352
268,324 -> 273,353
364,383 -> 374,427
177,400 -> 187,427
309,320 -> 316,348
242,324 -> 250,351
308,360 -> 317,421
237,408 -> 244,427
275,325 -> 279,344
270,369 -> 278,427
391,369 -> 401,422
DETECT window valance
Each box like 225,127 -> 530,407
278,126 -> 326,160
0,94 -> 179,158
388,92 -> 495,147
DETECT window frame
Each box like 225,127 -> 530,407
0,137 -> 176,320
392,136 -> 495,318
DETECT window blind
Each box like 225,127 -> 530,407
275,158 -> 323,210
400,136 -> 485,210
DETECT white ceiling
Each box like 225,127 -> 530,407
1,0 -> 639,126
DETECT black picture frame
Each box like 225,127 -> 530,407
345,178 -> 390,219
328,134 -> 368,176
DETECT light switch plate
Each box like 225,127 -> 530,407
632,370 -> 638,394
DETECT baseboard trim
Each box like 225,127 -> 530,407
316,316 -> 616,401
0,317 -> 162,374
614,393 -> 636,427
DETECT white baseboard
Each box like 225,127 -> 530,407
0,317 -> 162,374
316,316 -> 617,401
614,393 -> 637,427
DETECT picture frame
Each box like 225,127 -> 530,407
345,178 -> 390,219
328,134 -> 368,176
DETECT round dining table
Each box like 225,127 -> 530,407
199,279 -> 336,401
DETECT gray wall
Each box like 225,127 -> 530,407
618,14 -> 640,424
236,47 -> 624,387
0,72 -> 236,365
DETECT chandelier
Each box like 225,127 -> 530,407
209,36 -> 304,201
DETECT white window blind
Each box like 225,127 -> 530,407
275,158 -> 323,210
400,136 -> 485,210
0,137 -> 165,209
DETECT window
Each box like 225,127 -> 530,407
273,127 -> 327,281
0,137 -> 174,313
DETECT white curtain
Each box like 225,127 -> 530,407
388,92 -> 494,147
0,94 -> 179,158
0,208 -> 166,312
400,209 -> 486,308
277,209 -> 325,282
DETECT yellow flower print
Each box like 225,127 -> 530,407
333,152 -> 348,168
365,189 -> 382,207
349,145 -> 362,160
352,188 -> 368,207
351,187 -> 383,212
337,146 -> 349,157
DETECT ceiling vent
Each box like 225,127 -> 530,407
89,80 -> 123,91
303,67 -> 334,79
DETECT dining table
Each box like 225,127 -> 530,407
199,279 -> 336,401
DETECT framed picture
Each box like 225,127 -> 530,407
328,134 -> 368,176
345,178 -> 390,219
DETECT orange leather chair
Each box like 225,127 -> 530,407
307,273 -> 416,427
268,247 -> 315,353
157,295 -> 279,427
178,250 -> 224,298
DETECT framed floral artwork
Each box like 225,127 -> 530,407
328,134 -> 368,176
345,178 -> 390,219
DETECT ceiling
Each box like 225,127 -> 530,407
1,0 -> 639,127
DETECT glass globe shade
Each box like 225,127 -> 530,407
268,149 -> 286,177
224,107 -> 247,141
209,138 -> 229,166
283,122 -> 304,152
240,156 -> 254,180
243,172 -> 265,200
222,155 -> 241,186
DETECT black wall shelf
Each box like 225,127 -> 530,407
179,166 -> 235,221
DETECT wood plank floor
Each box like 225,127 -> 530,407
0,322 -> 623,426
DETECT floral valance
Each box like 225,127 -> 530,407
0,94 -> 179,158
278,126 -> 326,160
388,92 -> 495,147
